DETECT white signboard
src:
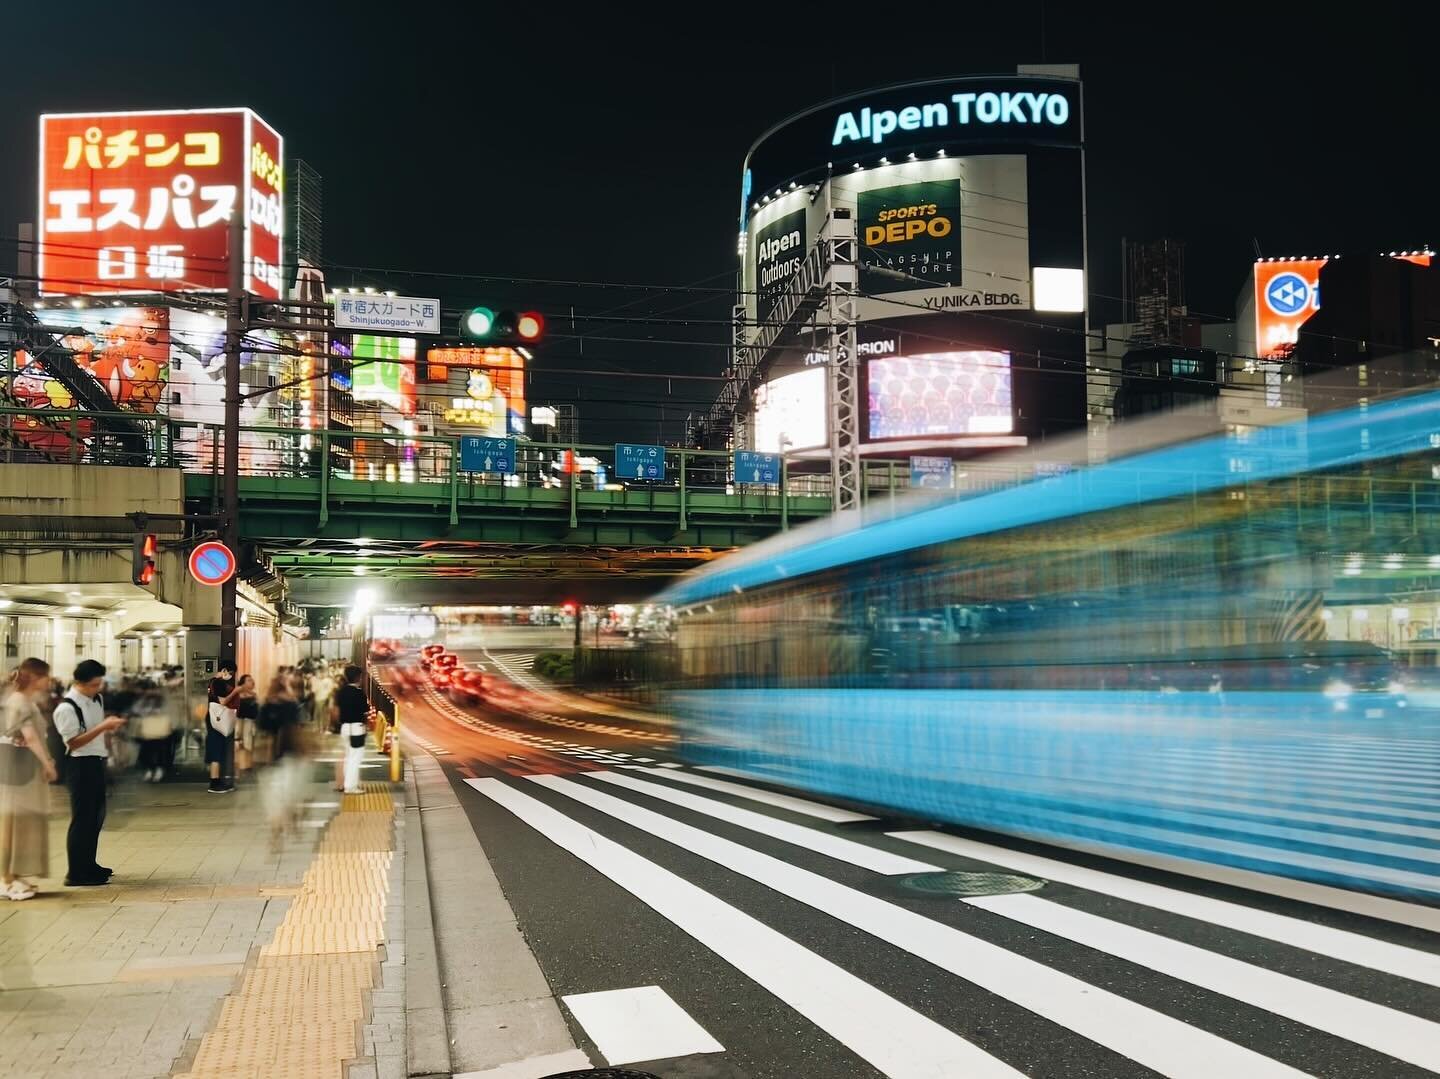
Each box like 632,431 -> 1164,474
334,294 -> 441,334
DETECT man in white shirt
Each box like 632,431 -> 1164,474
53,660 -> 125,887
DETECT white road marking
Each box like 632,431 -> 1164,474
465,777 -> 1022,1079
966,892 -> 1440,1073
629,766 -> 876,823
890,831 -> 1440,988
594,771 -> 927,874
561,985 -> 724,1066
528,775 -> 1307,1079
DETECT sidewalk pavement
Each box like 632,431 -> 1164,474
0,751 -> 402,1079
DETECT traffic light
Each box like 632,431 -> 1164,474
132,534 -> 158,586
459,306 -> 544,345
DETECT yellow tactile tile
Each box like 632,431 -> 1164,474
176,786 -> 395,1079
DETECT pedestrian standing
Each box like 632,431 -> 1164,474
258,674 -> 305,848
206,664 -> 235,793
0,659 -> 59,900
226,675 -> 259,780
334,665 -> 369,794
53,660 -> 126,887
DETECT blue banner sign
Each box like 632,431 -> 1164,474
735,450 -> 781,485
909,455 -> 954,489
615,443 -> 665,480
460,436 -> 516,474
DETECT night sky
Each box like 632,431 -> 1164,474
3,6 -> 1435,438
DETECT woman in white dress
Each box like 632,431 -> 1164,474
0,658 -> 60,900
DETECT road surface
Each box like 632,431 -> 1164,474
378,650 -> 1440,1079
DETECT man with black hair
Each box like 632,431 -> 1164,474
53,659 -> 125,886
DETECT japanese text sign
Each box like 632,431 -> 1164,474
614,443 -> 665,480
460,436 -> 516,474
335,293 -> 441,334
909,455 -> 953,489
734,450 -> 780,485
39,108 -> 285,299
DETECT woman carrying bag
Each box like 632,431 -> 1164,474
205,665 -> 236,794
0,659 -> 59,900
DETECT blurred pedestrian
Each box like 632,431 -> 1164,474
0,658 -> 59,900
53,660 -> 126,887
205,664 -> 235,793
133,683 -> 173,783
335,664 -> 369,794
258,674 -> 305,848
225,674 -> 259,780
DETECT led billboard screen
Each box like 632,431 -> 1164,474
754,367 -> 826,454
867,350 -> 1013,439
429,346 -> 527,436
352,335 -> 417,415
39,108 -> 284,299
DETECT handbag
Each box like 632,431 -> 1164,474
0,740 -> 38,786
348,729 -> 367,749
208,701 -> 236,737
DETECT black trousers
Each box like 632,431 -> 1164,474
65,756 -> 107,880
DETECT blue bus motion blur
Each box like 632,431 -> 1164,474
659,388 -> 1440,900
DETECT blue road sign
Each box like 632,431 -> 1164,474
735,450 -> 781,485
614,443 -> 665,480
460,435 -> 516,474
909,455 -> 953,490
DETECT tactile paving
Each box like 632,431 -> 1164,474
177,783 -> 395,1078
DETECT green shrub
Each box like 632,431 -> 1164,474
533,651 -> 574,682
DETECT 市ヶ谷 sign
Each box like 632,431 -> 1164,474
334,294 -> 441,335
909,455 -> 953,489
735,450 -> 781,485
188,540 -> 236,586
460,435 -> 515,474
614,443 -> 664,480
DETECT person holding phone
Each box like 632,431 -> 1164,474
53,660 -> 126,887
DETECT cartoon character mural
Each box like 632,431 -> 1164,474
6,356 -> 95,457
54,307 -> 169,413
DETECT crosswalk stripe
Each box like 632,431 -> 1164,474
528,773 -> 1309,1078
464,777 -> 1023,1079
632,766 -> 876,823
888,830 -> 1440,988
592,770 -> 934,875
966,892 -> 1440,1072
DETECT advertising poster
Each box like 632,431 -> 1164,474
867,350 -> 1013,439
39,109 -> 283,300
753,367 -> 827,453
753,207 -> 807,322
430,346 -> 527,437
832,156 -> 1031,318
352,335 -> 417,415
857,178 -> 962,293
27,305 -> 170,413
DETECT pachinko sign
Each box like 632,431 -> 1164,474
39,108 -> 284,299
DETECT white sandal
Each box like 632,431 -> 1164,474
3,880 -> 36,901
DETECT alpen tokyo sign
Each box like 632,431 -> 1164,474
831,90 -> 1071,146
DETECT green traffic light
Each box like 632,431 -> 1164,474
463,306 -> 495,337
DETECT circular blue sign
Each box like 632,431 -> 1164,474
1265,272 -> 1311,316
189,541 -> 236,586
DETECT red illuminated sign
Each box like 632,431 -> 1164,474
1254,252 -> 1431,359
39,109 -> 284,300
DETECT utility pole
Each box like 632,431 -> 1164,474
220,212 -> 245,667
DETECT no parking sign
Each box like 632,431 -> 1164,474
188,541 -> 236,586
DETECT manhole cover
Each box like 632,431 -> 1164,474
542,1071 -> 662,1079
889,870 -> 1045,898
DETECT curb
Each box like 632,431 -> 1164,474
405,756 -> 454,1079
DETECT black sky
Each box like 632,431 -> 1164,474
3,5 -> 1436,437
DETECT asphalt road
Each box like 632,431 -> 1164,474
377,653 -> 1440,1079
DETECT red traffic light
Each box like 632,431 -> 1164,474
517,312 -> 544,340
132,534 -> 158,586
